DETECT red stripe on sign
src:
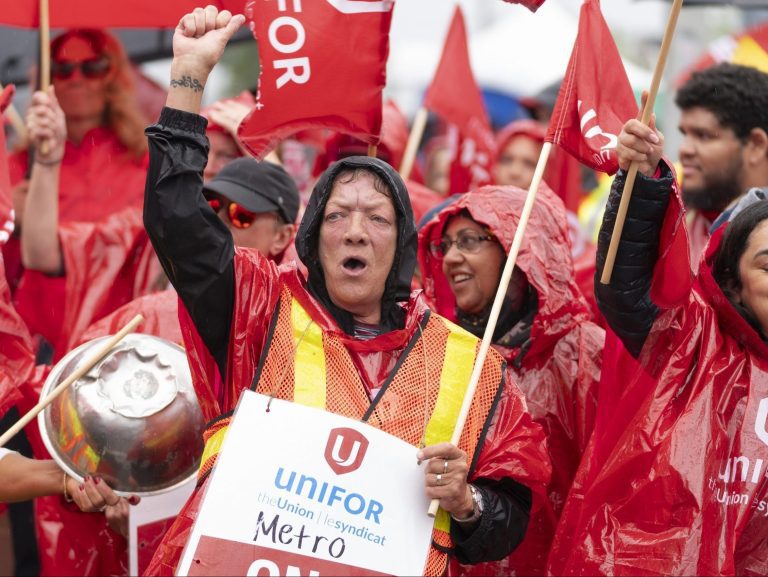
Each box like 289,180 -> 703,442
188,535 -> 392,576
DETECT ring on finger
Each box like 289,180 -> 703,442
98,505 -> 107,512
436,473 -> 443,485
443,460 -> 449,474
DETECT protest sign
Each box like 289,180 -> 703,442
177,392 -> 433,576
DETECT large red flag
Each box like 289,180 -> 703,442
502,0 -> 546,11
0,85 -> 16,245
238,0 -> 394,160
546,0 -> 637,175
423,6 -> 495,194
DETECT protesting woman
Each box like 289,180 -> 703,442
418,184 -> 603,575
548,115 -> 768,576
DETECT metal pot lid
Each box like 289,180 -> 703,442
38,333 -> 205,496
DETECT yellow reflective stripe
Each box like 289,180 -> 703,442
291,298 -> 327,409
199,426 -> 228,473
424,318 -> 478,533
424,318 -> 477,447
434,507 -> 451,534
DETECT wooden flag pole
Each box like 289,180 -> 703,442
39,0 -> 51,155
428,142 -> 553,517
399,106 -> 429,180
600,0 -> 683,285
0,314 -> 144,448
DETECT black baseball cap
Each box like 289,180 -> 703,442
203,157 -> 300,224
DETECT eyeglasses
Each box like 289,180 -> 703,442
205,194 -> 277,230
429,231 -> 495,258
51,57 -> 111,80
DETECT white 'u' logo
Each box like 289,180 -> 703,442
330,436 -> 362,467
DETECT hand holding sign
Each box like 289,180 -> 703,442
418,442 -> 475,521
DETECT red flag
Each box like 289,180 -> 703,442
502,0 -> 546,12
0,85 -> 16,245
545,0 -> 637,175
423,6 -> 495,194
238,0 -> 394,160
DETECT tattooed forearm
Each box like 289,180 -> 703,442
170,76 -> 205,92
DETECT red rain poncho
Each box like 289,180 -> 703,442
29,289 -> 183,577
14,207 -> 158,360
145,248 -> 552,575
0,255 -> 34,418
548,178 -> 768,576
7,129 -> 149,357
418,185 -> 604,575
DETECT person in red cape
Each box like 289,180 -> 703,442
493,118 -> 599,324
418,184 -> 603,576
142,7 -> 550,575
492,119 -> 547,191
549,113 -> 768,576
5,28 -> 150,359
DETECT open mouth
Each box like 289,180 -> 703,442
343,257 -> 367,272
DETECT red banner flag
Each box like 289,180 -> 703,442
238,0 -> 394,160
545,0 -> 637,175
0,85 -> 16,245
423,6 -> 495,194
502,0 -> 546,12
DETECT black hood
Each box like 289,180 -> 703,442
295,156 -> 417,334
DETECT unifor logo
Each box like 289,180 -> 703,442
324,427 -> 369,475
325,0 -> 394,14
756,397 -> 768,447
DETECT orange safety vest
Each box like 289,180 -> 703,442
198,286 -> 506,576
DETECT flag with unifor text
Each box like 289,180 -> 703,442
238,0 -> 394,160
546,0 -> 637,175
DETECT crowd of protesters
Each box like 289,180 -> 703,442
1,5 -> 767,577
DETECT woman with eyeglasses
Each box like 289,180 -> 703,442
418,184 -> 605,576
4,28 -> 155,577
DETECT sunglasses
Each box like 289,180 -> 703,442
429,231 -> 495,258
205,195 -> 261,229
51,57 -> 111,80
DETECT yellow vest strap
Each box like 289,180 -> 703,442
291,298 -> 327,409
425,318 -> 478,533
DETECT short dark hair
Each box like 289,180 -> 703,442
712,200 -> 768,332
675,63 -> 768,139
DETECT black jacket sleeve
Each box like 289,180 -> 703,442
595,162 -> 675,357
144,107 -> 234,377
451,477 -> 531,564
